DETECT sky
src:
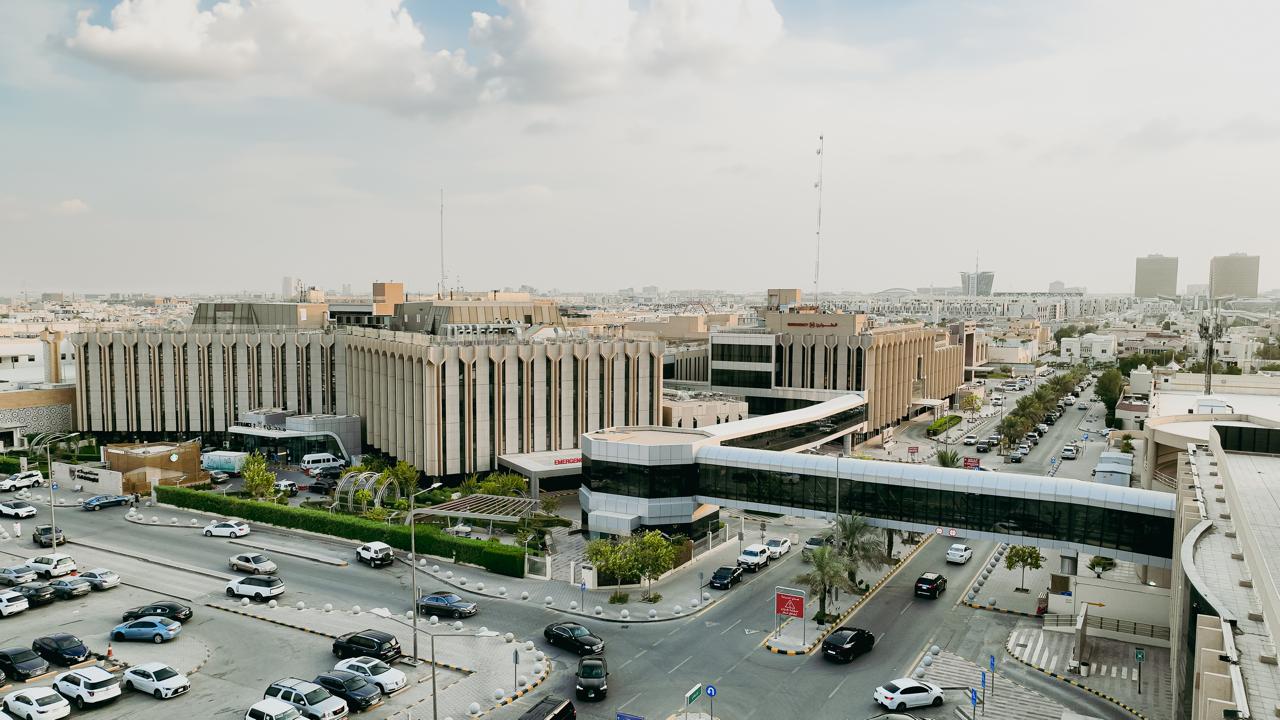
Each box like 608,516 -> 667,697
2,0 -> 1279,297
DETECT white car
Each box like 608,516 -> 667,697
335,656 -> 408,694
945,544 -> 973,564
123,662 -> 190,699
764,537 -> 791,558
1061,446 -> 1079,460
4,687 -> 70,719
874,678 -> 944,711
79,568 -> 121,590
962,434 -> 979,445
736,544 -> 771,572
0,501 -> 36,519
226,574 -> 285,600
0,472 -> 42,492
229,553 -> 278,574
53,666 -> 121,710
25,553 -> 76,579
0,590 -> 28,616
244,698 -> 303,720
204,520 -> 250,538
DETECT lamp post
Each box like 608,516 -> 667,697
31,432 -> 78,551
368,608 -> 470,720
407,481 -> 443,671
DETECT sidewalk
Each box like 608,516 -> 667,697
1006,620 -> 1168,720
917,649 -> 1068,720
964,543 -> 1052,617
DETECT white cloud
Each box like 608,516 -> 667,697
632,0 -> 782,73
55,198 -> 90,215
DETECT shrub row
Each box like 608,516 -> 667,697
156,486 -> 526,577
0,457 -> 20,474
926,414 -> 962,436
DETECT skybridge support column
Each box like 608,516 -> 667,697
1060,551 -> 1078,576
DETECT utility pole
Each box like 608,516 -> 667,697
439,189 -> 446,298
813,135 -> 825,299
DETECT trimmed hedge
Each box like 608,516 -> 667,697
156,486 -> 526,577
0,457 -> 20,474
926,414 -> 962,437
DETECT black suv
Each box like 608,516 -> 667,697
821,626 -> 875,662
914,572 -> 947,598
708,565 -> 743,590
14,582 -> 55,606
122,601 -> 193,622
313,670 -> 381,711
31,525 -> 65,548
333,630 -> 401,662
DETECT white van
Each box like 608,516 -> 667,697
300,453 -> 344,475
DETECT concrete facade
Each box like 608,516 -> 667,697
1209,253 -> 1261,299
1135,254 -> 1179,298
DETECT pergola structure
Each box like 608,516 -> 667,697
412,493 -> 539,525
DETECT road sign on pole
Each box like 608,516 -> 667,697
51,483 -> 58,491
685,684 -> 702,705
1136,647 -> 1145,695
775,591 -> 804,618
908,446 -> 919,455
989,654 -> 996,697
617,714 -> 644,720
706,684 -> 716,720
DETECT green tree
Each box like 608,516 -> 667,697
353,488 -> 373,509
539,494 -> 561,516
240,453 -> 276,500
457,475 -> 481,496
1053,324 -> 1080,343
935,449 -> 962,468
833,512 -> 885,588
631,531 -> 678,600
478,472 -> 528,497
960,394 -> 982,416
1095,368 -> 1125,423
585,538 -> 639,589
385,460 -> 420,499
1004,545 -> 1045,592
794,545 -> 853,622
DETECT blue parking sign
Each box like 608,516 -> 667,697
970,688 -> 978,706
981,670 -> 986,689
51,483 -> 59,491
989,654 -> 995,671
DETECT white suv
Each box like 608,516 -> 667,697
53,666 -> 122,710
737,544 -> 771,572
0,471 -> 43,491
26,553 -> 76,579
264,678 -> 348,720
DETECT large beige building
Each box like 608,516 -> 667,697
1134,254 -> 1178,298
1209,253 -> 1260,298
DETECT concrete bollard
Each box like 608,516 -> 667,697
544,596 -> 553,606
445,571 -> 454,580
520,591 -> 529,601
352,605 -> 361,614
648,609 -> 657,619
703,592 -> 711,602
914,668 -> 925,679
673,605 -> 683,615
419,559 -> 427,567
967,592 -> 976,602
468,702 -> 481,716
295,602 -> 305,610
493,689 -> 504,701
241,598 -> 250,607
922,656 -> 932,666
504,633 -> 514,643
452,621 -> 463,631
569,601 -> 578,610
478,627 -> 488,635
268,600 -> 277,608
594,606 -> 603,616
988,598 -> 997,607
518,675 -> 528,688
476,582 -> 485,591
931,645 -> 940,655
170,518 -> 179,525
429,616 -> 439,625
323,603 -> 333,613
620,610 -> 629,620
498,587 -> 507,597
534,651 -> 545,662
151,516 -> 158,523
190,518 -> 199,526
690,598 -> 699,608
458,578 -> 467,586
525,641 -> 535,651
432,564 -> 439,573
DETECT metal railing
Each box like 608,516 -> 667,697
1043,612 -> 1170,640
1153,470 -> 1178,489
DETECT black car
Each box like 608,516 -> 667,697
332,629 -> 401,662
0,647 -> 48,681
31,525 -> 65,548
821,626 -> 875,662
313,670 -> 381,711
14,582 -> 55,606
32,633 -> 89,666
914,572 -> 947,599
309,477 -> 338,494
708,565 -> 743,590
517,695 -> 576,720
574,656 -> 608,700
417,591 -> 478,618
543,622 -> 604,656
122,600 -> 193,623
48,577 -> 92,600
975,442 -> 990,453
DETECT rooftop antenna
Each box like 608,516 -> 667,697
438,189 -> 446,299
814,134 -> 824,301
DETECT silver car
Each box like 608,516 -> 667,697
79,569 -> 120,591
0,566 -> 35,587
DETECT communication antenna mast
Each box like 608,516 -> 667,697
814,135 -> 824,299
438,189 -> 446,299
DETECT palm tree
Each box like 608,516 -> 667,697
794,545 -> 853,622
935,449 -> 962,468
833,512 -> 885,589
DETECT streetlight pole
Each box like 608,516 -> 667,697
33,432 -> 77,552
409,488 -> 419,667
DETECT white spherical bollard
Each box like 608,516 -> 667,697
544,596 -> 553,606
241,598 -> 250,607
429,615 -> 439,625
432,564 -> 440,573
620,609 -> 629,620
268,599 -> 277,608
151,516 -> 159,523
419,559 -> 427,567
478,626 -> 488,635
520,591 -> 529,600
445,571 -> 454,580
498,587 -> 507,596
569,601 -> 578,610
673,605 -> 683,615
170,518 -> 179,525
476,582 -> 485,591
690,598 -> 699,608
458,577 -> 467,586
352,605 -> 361,614
323,603 -> 333,613
190,518 -> 199,526
922,655 -> 933,666
296,601 -> 305,610
468,702 -> 481,716
930,645 -> 941,655
518,675 -> 528,688
504,632 -> 514,643
452,621 -> 463,631
594,606 -> 603,616
525,641 -> 535,651
648,609 -> 657,619
535,651 -> 545,662
406,610 -> 414,620
493,689 -> 504,701
703,592 -> 711,602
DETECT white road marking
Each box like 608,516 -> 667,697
668,655 -> 693,674
1121,667 -> 1128,680
721,618 -> 743,635
618,692 -> 642,710
828,676 -> 849,699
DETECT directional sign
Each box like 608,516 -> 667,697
908,446 -> 919,455
775,592 -> 804,619
981,670 -> 986,689
706,685 -> 717,698
51,483 -> 58,491
580,582 -> 586,592
989,654 -> 996,671
617,714 -> 645,720
685,684 -> 702,705
970,688 -> 978,707
1050,457 -> 1058,465
963,457 -> 981,469
1135,647 -> 1146,663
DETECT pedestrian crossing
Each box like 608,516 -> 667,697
1006,627 -> 1139,681
920,652 -> 1063,720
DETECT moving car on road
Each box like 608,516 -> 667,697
821,626 -> 875,662
975,442 -> 990,453
764,537 -> 791,558
333,657 -> 406,695
122,600 -> 193,622
914,572 -> 947,598
30,526 -> 66,548
737,543 -> 771,572
962,434 -> 979,445
0,500 -> 36,519
226,575 -> 285,601
874,678 -> 944,711
204,520 -> 250,538
81,495 -> 130,511
516,695 -> 576,720
355,542 -> 394,567
3,687 -> 70,720
574,656 -> 608,700
79,568 -> 120,590
123,662 -> 190,700
112,617 -> 182,643
332,630 -> 400,662
229,553 -> 278,574
945,544 -> 973,564
31,633 -> 89,666
708,565 -> 743,590
802,535 -> 832,561
417,591 -> 477,618
52,666 -> 121,710
543,622 -> 605,656
0,471 -> 43,491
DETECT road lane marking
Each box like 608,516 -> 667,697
828,676 -> 849,699
721,618 -> 743,635
618,692 -> 642,710
619,658 -> 635,669
668,656 -> 693,674
667,627 -> 681,636
652,638 -> 664,646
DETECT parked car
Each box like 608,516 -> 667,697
113,617 -> 182,643
0,565 -> 35,587
32,633 -> 89,666
1015,443 -> 1031,454
26,553 -> 75,579
334,657 -> 406,695
821,626 -> 875,662
962,434 -> 979,445
708,565 -> 744,590
263,678 -> 348,720
14,582 -> 55,606
309,477 -> 338,494
0,647 -> 48,681
543,622 -> 605,656
31,526 -> 66,548
913,572 -> 947,598
417,591 -> 477,618
53,666 -> 121,710
1036,423 -> 1049,434
3,687 -> 70,719
0,471 -> 43,491
229,553 -> 278,574
764,537 -> 791,558
991,397 -> 1004,406
208,471 -> 231,485
332,630 -> 401,662
204,520 -> 250,538
945,544 -> 973,564
801,535 -> 832,561
737,543 -> 771,572
47,577 -> 91,600
244,698 -> 303,720
79,568 -> 120,590
0,590 -> 28,616
1007,452 -> 1024,464
122,600 -> 193,622
312,670 -> 380,711
516,695 -> 576,720
0,500 -> 36,519
574,656 -> 608,700
355,542 -> 394,567
226,575 -> 285,601
123,662 -> 190,699
81,495 -> 130,511
1061,445 -> 1079,460
874,678 -> 944,711
1078,403 -> 1089,410
273,480 -> 299,497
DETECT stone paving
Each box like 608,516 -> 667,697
918,649 -> 1067,720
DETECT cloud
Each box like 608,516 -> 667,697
64,0 -> 476,112
55,198 -> 90,215
0,197 -> 90,222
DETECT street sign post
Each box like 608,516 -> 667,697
684,683 -> 702,720
908,446 -> 919,455
1136,647 -> 1145,694
970,688 -> 978,719
617,714 -> 644,720
773,586 -> 807,645
706,684 -> 716,720
989,654 -> 996,697
981,669 -> 986,711
51,482 -> 58,491
963,457 -> 981,469
512,648 -> 518,694
580,581 -> 586,610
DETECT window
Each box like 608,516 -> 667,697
711,343 -> 771,363
710,368 -> 772,388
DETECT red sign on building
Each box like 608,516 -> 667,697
908,446 -> 919,455
963,457 -> 981,469
775,592 -> 805,618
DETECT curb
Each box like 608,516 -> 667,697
966,602 -> 1040,619
765,535 -> 935,655
229,538 -> 348,567
65,538 -> 234,582
1002,639 -> 1148,719
489,662 -> 554,712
